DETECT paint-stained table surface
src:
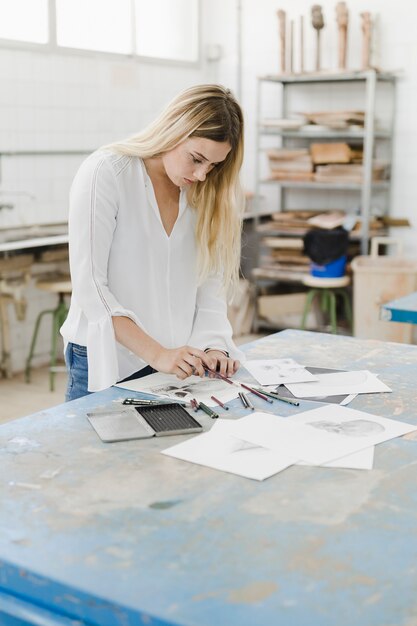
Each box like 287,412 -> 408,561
1,329 -> 417,626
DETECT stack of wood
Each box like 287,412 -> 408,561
268,209 -> 331,233
267,149 -> 313,181
309,142 -> 388,183
314,162 -> 389,183
258,210 -> 386,239
302,110 -> 365,129
261,236 -> 310,275
266,142 -> 389,184
253,208 -> 410,281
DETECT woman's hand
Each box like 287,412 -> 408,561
151,345 -> 217,380
204,349 -> 240,378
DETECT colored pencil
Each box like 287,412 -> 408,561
198,402 -> 219,419
253,387 -> 300,406
243,392 -> 255,410
211,395 -> 229,410
238,391 -> 249,408
239,383 -> 273,403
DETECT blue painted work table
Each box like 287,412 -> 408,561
0,329 -> 416,626
381,290 -> 417,325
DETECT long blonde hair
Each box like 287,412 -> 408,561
105,84 -> 244,293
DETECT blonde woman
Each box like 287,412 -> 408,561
61,84 -> 245,401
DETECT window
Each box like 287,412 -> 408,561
134,0 -> 199,62
56,0 -> 132,54
0,0 -> 48,44
0,0 -> 199,63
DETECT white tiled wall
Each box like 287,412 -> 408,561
0,49 -> 213,228
0,4 -> 222,373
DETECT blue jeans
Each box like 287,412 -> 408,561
65,343 -> 90,402
65,342 -> 156,402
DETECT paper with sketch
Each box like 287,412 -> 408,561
223,406 -> 417,465
115,372 -> 237,407
161,420 -> 298,481
222,412 -> 369,465
243,358 -> 317,386
288,404 -> 417,462
297,446 -> 374,470
285,370 -> 392,398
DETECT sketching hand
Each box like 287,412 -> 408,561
151,346 -> 217,380
204,350 -> 240,378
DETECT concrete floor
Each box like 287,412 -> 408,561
0,366 -> 67,425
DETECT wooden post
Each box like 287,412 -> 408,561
300,15 -> 304,73
311,5 -> 325,71
361,12 -> 372,69
277,9 -> 286,73
336,2 -> 348,70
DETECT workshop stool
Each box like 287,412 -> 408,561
301,275 -> 352,334
25,275 -> 72,391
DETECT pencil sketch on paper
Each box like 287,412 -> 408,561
309,419 -> 385,438
116,372 -> 237,406
147,378 -> 228,401
243,358 -> 317,386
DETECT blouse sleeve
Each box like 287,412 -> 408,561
68,153 -> 146,391
187,275 -> 245,362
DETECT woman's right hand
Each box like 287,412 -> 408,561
151,346 -> 217,380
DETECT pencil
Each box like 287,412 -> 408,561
239,383 -> 273,403
123,397 -> 190,407
204,367 -> 235,385
270,393 -> 300,407
198,402 -> 219,419
243,392 -> 255,410
210,395 -> 229,410
238,391 -> 249,408
253,387 -> 300,406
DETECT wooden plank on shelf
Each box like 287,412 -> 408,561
261,237 -> 304,249
310,142 -> 352,164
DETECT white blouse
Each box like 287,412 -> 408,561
61,150 -> 243,392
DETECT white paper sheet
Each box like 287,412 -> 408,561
243,358 -> 317,386
285,370 -> 392,398
297,446 -> 374,470
288,404 -> 417,466
223,412 -> 370,465
161,421 -> 298,481
215,414 -> 374,470
223,406 -> 416,466
115,372 -> 237,407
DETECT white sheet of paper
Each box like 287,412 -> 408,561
285,370 -> 392,398
297,447 -> 374,470
340,394 -> 357,406
223,405 -> 417,465
214,416 -> 374,470
161,421 -> 298,481
115,372 -> 237,407
287,404 -> 417,455
243,358 -> 317,386
223,412 -> 373,465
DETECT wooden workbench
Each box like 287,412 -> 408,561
0,329 -> 416,625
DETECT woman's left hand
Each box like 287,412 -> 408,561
205,350 -> 240,378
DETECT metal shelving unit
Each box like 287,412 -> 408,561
251,70 -> 397,332
254,69 -> 397,255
